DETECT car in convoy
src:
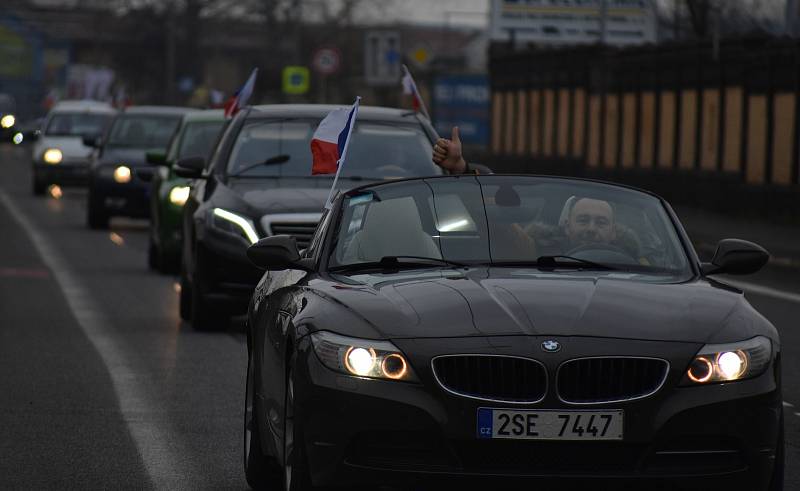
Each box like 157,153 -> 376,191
146,109 -> 226,273
242,175 -> 781,490
86,106 -> 193,228
31,100 -> 115,195
176,104 -> 443,330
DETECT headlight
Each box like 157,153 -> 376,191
113,165 -> 132,184
682,336 -> 772,385
0,114 -> 14,128
311,331 -> 418,382
211,208 -> 259,244
43,148 -> 62,164
12,132 -> 23,145
169,186 -> 190,206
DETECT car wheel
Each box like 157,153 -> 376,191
244,347 -> 281,489
769,412 -> 784,490
190,245 -> 228,331
178,260 -> 192,322
284,366 -> 313,491
87,189 -> 109,229
148,237 -> 161,271
32,176 -> 46,196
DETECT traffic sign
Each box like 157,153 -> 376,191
312,47 -> 341,76
364,30 -> 401,86
282,66 -> 310,95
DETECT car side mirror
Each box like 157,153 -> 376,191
247,235 -> 313,271
174,156 -> 206,178
83,135 -> 101,148
702,239 -> 769,276
146,151 -> 167,166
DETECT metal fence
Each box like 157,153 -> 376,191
489,39 -> 800,190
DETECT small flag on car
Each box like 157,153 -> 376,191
310,97 -> 361,208
224,68 -> 258,119
401,64 -> 431,121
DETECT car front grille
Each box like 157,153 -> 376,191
260,213 -> 321,249
557,357 -> 669,404
432,355 -> 547,403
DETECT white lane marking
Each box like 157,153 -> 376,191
713,277 -> 800,304
0,191 -> 196,488
784,401 -> 795,408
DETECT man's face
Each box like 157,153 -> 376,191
566,198 -> 615,247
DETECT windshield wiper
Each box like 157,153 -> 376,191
329,255 -> 468,273
491,256 -> 619,271
229,154 -> 290,177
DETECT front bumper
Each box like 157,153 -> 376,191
196,229 -> 263,312
290,335 -> 781,489
33,160 -> 91,187
90,172 -> 151,218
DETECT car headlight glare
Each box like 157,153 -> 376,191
43,148 -> 62,164
169,186 -> 190,206
682,336 -> 771,385
212,208 -> 259,244
12,132 -> 23,145
113,165 -> 132,184
312,331 -> 417,382
1,114 -> 14,128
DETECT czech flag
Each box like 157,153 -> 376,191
310,98 -> 361,175
224,68 -> 258,119
401,64 -> 430,121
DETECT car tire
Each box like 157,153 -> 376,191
284,365 -> 314,491
770,412 -> 784,490
190,245 -> 228,331
32,176 -> 46,196
148,238 -> 161,271
179,260 -> 192,322
87,189 -> 110,229
244,347 -> 281,489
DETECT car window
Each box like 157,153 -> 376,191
226,118 -> 440,179
106,115 -> 181,149
178,121 -> 225,159
45,112 -> 112,137
331,177 -> 692,278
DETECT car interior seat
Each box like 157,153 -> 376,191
341,197 -> 442,263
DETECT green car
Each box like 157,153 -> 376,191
147,109 -> 226,273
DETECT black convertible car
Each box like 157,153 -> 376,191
243,175 -> 781,490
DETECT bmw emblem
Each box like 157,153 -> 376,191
541,340 -> 561,353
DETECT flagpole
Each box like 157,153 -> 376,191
402,64 -> 432,122
325,96 -> 361,209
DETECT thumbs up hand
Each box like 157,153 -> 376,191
432,126 -> 467,174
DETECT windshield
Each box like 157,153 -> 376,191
178,121 -> 225,159
330,176 -> 692,278
226,118 -> 440,179
45,112 -> 112,137
107,115 -> 181,149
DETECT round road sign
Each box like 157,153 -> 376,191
312,47 -> 341,76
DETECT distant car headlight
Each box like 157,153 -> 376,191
43,148 -> 63,164
12,132 -> 23,145
211,208 -> 259,244
0,114 -> 15,128
113,165 -> 132,184
682,336 -> 772,385
311,331 -> 418,382
169,186 -> 190,206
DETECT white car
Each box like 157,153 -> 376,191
32,100 -> 116,195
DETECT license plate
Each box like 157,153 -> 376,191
477,408 -> 623,440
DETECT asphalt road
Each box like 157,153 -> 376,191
0,143 -> 799,489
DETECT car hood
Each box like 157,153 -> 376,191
100,147 -> 153,167
227,177 -> 379,215
310,269 -> 763,343
36,136 -> 93,159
